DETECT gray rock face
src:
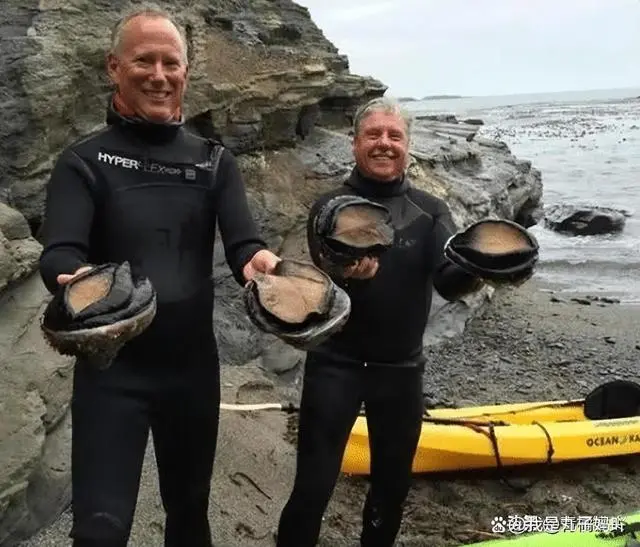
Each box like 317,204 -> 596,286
544,204 -> 627,236
406,118 -> 543,229
0,203 -> 41,294
0,273 -> 73,546
0,2 -> 543,544
0,2 -> 40,210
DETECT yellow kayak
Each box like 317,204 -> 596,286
341,379 -> 640,475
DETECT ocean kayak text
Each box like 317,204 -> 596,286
586,433 -> 640,447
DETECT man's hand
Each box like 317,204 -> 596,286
243,249 -> 281,283
343,256 -> 379,279
56,265 -> 93,286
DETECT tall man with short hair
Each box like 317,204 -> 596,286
39,6 -> 280,546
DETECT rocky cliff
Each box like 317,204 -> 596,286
0,1 -> 543,544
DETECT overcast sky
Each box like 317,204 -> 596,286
296,0 -> 640,98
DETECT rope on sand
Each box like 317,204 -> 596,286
220,402 -> 291,411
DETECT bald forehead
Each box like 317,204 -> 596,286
115,14 -> 186,60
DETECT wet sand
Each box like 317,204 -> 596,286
20,277 -> 640,546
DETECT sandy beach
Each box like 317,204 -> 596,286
19,274 -> 640,547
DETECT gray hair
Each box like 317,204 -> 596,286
352,97 -> 413,139
109,3 -> 188,64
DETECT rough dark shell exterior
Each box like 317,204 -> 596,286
40,261 -> 157,370
243,259 -> 351,350
444,219 -> 539,286
314,195 -> 395,269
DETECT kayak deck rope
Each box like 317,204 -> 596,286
422,413 -> 555,492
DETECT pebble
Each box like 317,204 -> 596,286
423,396 -> 437,407
598,296 -> 620,304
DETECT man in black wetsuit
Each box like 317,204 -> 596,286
276,97 -> 484,546
38,7 -> 279,547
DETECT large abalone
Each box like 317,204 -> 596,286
244,259 -> 350,350
41,261 -> 157,369
314,195 -> 394,272
444,218 -> 539,286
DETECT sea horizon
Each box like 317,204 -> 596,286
397,86 -> 640,116
392,84 -> 640,102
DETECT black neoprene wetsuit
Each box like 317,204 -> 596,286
39,101 -> 267,547
276,168 -> 481,547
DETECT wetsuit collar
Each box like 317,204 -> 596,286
344,167 -> 409,197
105,97 -> 184,145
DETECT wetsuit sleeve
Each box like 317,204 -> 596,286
214,150 -> 268,285
431,199 -> 484,301
39,148 -> 96,294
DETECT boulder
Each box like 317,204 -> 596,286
544,204 -> 627,236
0,204 -> 41,293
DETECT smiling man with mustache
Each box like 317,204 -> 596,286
276,97 -> 484,547
38,5 -> 280,547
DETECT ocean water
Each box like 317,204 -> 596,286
404,87 -> 640,303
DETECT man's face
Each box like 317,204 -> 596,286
352,110 -> 409,182
107,16 -> 188,122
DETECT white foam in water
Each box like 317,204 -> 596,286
407,88 -> 640,303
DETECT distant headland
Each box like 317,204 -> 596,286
397,94 -> 465,103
